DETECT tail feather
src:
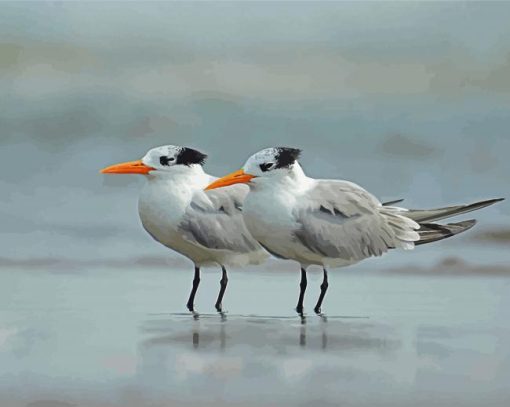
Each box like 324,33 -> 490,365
415,219 -> 477,246
404,198 -> 504,223
382,198 -> 404,206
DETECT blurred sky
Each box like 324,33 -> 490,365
1,2 -> 509,265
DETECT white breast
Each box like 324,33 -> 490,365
243,183 -> 305,262
139,178 -> 186,239
138,174 -> 215,265
138,171 -> 268,267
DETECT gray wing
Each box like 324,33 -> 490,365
293,181 -> 419,261
179,184 -> 261,253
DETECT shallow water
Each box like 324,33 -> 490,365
1,267 -> 510,406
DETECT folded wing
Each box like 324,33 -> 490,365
293,181 -> 420,263
179,183 -> 262,253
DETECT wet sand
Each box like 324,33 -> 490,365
1,266 -> 510,406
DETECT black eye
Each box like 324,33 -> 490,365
160,156 -> 175,166
259,162 -> 274,172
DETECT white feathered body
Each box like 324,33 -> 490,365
138,166 -> 268,267
243,163 -> 419,268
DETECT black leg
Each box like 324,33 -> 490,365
296,267 -> 307,315
314,268 -> 329,315
215,266 -> 228,313
186,266 -> 200,313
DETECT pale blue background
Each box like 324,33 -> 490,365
0,1 -> 509,265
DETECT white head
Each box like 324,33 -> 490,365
243,147 -> 302,177
206,147 -> 302,190
101,145 -> 207,176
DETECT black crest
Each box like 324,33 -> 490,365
176,147 -> 208,166
274,147 -> 302,169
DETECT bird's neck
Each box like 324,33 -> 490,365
283,163 -> 313,191
146,165 -> 210,188
254,162 -> 313,192
289,162 -> 308,182
140,165 -> 210,220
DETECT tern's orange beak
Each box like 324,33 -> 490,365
100,160 -> 154,174
205,169 -> 255,190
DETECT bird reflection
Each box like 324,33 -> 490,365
140,313 -> 402,358
190,313 -> 228,350
220,320 -> 226,350
300,324 -> 306,347
187,314 -> 328,351
192,331 -> 199,348
297,317 -> 329,350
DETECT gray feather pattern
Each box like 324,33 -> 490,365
293,181 -> 419,262
179,184 -> 260,253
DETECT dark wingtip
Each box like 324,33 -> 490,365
382,198 -> 404,206
454,219 -> 477,231
481,198 -> 505,204
467,198 -> 505,210
487,198 -> 504,204
415,219 -> 478,246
